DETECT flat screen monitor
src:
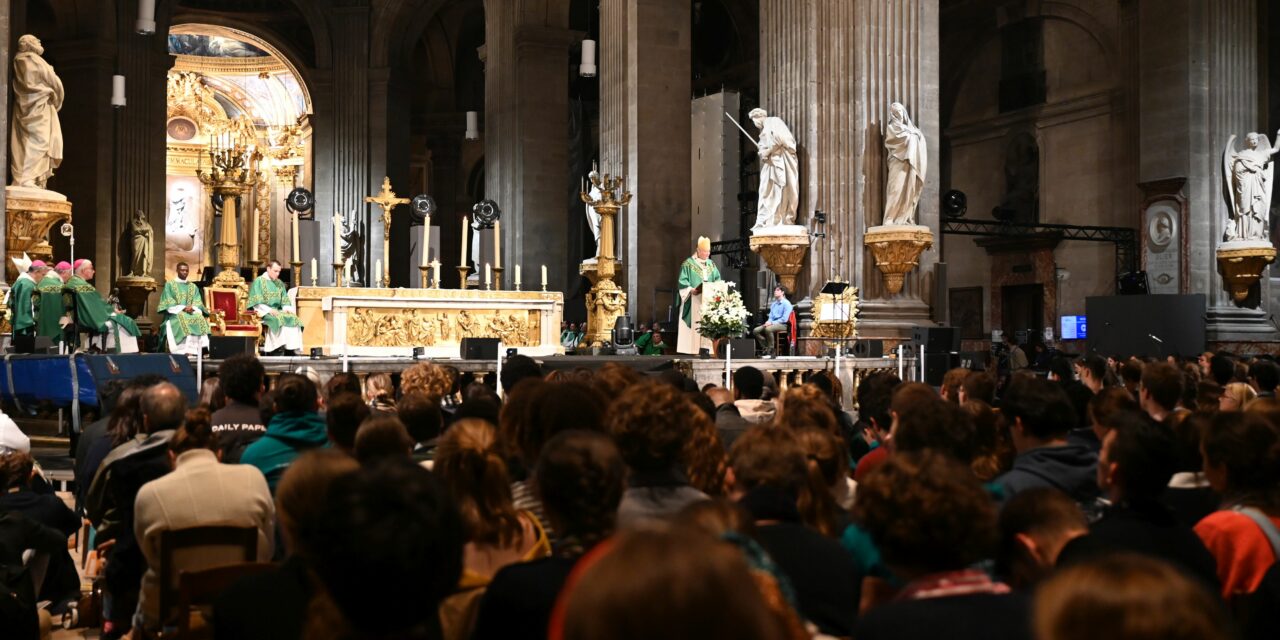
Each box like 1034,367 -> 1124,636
1060,315 -> 1087,340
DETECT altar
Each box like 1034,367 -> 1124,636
295,287 -> 565,357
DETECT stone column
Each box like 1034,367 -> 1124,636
759,0 -> 940,339
599,0 -> 692,323
484,0 -> 575,293
1138,0 -> 1273,342
0,4 -> 9,289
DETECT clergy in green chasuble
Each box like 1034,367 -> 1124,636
158,262 -> 210,356
247,260 -> 304,355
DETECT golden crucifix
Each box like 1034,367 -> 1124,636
365,176 -> 410,287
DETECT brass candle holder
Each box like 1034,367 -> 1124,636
457,266 -> 472,289
493,266 -> 504,291
418,265 -> 430,289
333,262 -> 345,287
290,261 -> 303,287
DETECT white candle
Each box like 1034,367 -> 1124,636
310,258 -> 317,283
333,211 -> 343,264
385,259 -> 390,283
250,206 -> 259,262
431,260 -> 440,287
421,214 -> 431,267
515,265 -> 521,287
291,211 -> 300,262
541,264 -> 547,289
460,216 -> 469,267
375,259 -> 382,285
485,263 -> 491,286
494,220 -> 501,269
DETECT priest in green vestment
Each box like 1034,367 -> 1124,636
34,261 -> 71,343
158,262 -> 210,356
676,236 -> 722,354
65,259 -> 140,353
247,260 -> 303,354
5,260 -> 45,336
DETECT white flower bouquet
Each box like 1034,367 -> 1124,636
698,281 -> 751,340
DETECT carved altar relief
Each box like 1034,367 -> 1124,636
345,307 -> 537,348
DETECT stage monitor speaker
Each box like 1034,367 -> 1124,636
11,335 -> 54,354
852,339 -> 884,358
1086,294 -> 1206,358
461,337 -> 500,360
911,326 -> 959,352
209,336 -> 257,360
722,338 -> 756,359
923,353 -> 957,386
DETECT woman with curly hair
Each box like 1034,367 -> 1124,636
853,451 -> 1026,639
609,380 -> 710,527
775,384 -> 839,434
683,401 -> 728,496
473,430 -> 626,640
436,418 -> 550,639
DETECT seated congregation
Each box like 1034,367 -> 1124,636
2,350 -> 1278,640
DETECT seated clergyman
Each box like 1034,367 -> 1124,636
65,259 -> 140,353
158,262 -> 211,356
248,260 -> 304,355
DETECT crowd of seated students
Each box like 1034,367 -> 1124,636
4,349 -> 1280,639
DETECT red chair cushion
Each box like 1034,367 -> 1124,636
210,290 -> 241,322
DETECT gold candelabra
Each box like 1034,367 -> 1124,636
197,137 -> 262,288
579,169 -> 631,347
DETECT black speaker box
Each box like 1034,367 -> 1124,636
461,337 -> 501,360
209,336 -> 257,359
923,353 -> 957,386
726,338 -> 756,359
11,335 -> 54,354
852,339 -> 884,358
911,326 -> 959,352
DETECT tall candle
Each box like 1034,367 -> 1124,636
485,263 -> 491,286
460,216 -> 469,267
541,264 -> 547,289
250,205 -> 259,262
310,258 -> 317,283
291,211 -> 300,262
421,215 -> 431,267
333,211 -> 343,264
515,265 -> 521,287
494,220 -> 501,269
375,259 -> 382,286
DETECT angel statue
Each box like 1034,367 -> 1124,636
882,102 -> 927,226
1223,131 -> 1280,243
584,169 -> 602,260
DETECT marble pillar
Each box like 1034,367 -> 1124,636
1138,0 -> 1275,342
600,0 -> 692,323
0,4 -> 8,288
484,0 -> 575,294
759,0 -> 940,339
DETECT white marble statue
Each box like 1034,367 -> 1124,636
750,108 -> 800,230
585,170 -> 602,257
882,102 -> 927,226
1223,131 -> 1280,243
9,35 -> 64,189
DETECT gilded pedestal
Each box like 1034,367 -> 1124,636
1216,242 -> 1277,303
116,275 -> 158,333
580,171 -> 631,347
749,226 -> 810,293
864,225 -> 934,295
5,186 -> 72,283
578,258 -> 623,342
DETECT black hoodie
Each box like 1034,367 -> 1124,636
994,443 -> 1099,504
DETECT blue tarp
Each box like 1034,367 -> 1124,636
0,354 -> 199,409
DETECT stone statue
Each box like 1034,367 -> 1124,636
340,212 -> 365,285
585,170 -> 602,257
749,108 -> 800,230
1223,131 -> 1280,243
128,209 -> 153,276
882,102 -> 927,226
9,35 -> 64,189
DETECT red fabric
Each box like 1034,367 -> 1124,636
854,445 -> 890,483
1195,509 -> 1280,600
211,290 -> 240,321
895,569 -> 1011,601
788,310 -> 797,345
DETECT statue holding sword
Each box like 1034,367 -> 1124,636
726,108 -> 800,230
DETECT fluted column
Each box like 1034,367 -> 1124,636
760,0 -> 939,338
599,0 -> 692,322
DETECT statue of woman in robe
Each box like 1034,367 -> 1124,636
9,35 -> 65,189
1223,131 -> 1280,242
882,102 -> 927,226
129,209 -> 153,276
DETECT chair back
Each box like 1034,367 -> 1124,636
205,282 -> 260,338
176,562 -> 276,638
157,525 -> 258,634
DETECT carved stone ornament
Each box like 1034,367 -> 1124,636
1216,243 -> 1276,303
115,275 -> 159,331
4,187 -> 71,283
811,284 -> 859,342
864,225 -> 934,295
749,225 -> 810,295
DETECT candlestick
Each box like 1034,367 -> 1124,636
375,259 -> 382,287
494,220 -> 501,269
290,261 -> 302,287
514,264 -> 522,291
493,266 -> 504,292
291,210 -> 300,263
419,265 -> 430,288
541,264 -> 547,291
334,260 -> 345,287
421,215 -> 431,267
310,258 -> 318,286
460,215 -> 469,267
457,265 -> 471,290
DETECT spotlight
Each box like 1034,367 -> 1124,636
814,210 -> 827,224
942,190 -> 967,218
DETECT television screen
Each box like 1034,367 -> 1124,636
1060,315 -> 1087,340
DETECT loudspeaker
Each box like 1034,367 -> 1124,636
728,338 -> 756,359
923,353 -> 957,386
852,339 -> 884,358
209,336 -> 257,359
911,326 -> 959,352
11,335 -> 53,354
461,337 -> 500,360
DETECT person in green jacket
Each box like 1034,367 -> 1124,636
65,259 -> 140,353
633,322 -> 667,355
35,261 -> 70,344
239,374 -> 328,493
5,260 -> 44,337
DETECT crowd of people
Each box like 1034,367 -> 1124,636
0,348 -> 1278,639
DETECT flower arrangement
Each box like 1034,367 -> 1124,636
698,282 -> 751,340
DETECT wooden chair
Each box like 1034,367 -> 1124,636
204,282 -> 261,343
175,562 -> 276,639
156,525 -> 258,639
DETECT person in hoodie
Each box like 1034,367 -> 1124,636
732,366 -> 776,425
240,373 -> 329,493
994,377 -> 1099,507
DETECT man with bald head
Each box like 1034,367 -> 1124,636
64,258 -> 140,353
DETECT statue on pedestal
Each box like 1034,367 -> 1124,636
749,108 -> 800,230
882,102 -> 927,226
1223,131 -> 1280,243
584,170 -> 602,258
128,209 -> 153,276
9,35 -> 64,189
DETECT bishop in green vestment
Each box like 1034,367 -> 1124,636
5,260 -> 45,335
65,260 -> 140,353
35,262 -> 70,343
247,261 -> 303,354
676,236 -> 721,354
158,262 -> 210,356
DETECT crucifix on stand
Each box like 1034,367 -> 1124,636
365,176 -> 410,288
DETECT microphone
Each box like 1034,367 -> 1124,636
1148,334 -> 1163,344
